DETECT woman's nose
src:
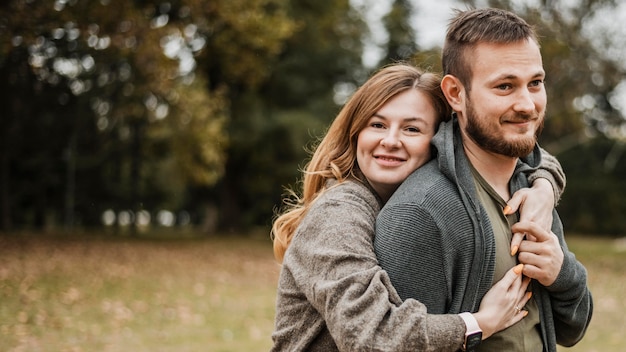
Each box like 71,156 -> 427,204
380,131 -> 400,148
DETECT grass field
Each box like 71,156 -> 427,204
0,231 -> 624,351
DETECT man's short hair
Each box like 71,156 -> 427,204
442,8 -> 539,90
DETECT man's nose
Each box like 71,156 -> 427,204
514,88 -> 537,113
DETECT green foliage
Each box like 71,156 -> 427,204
558,137 -> 626,235
212,0 -> 366,230
183,0 -> 297,89
2,0 -> 626,233
260,0 -> 365,109
151,76 -> 229,187
379,0 -> 419,66
0,0 -> 297,230
409,48 -> 444,73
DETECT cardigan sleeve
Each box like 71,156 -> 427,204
284,183 -> 466,351
527,147 -> 566,205
543,213 -> 593,347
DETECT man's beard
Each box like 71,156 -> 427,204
464,99 -> 544,158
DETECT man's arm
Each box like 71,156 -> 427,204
511,219 -> 593,347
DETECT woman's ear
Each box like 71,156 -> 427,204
441,75 -> 464,111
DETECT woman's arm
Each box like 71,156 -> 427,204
506,148 -> 565,231
528,147 -> 566,205
285,182 -> 530,351
287,186 -> 464,351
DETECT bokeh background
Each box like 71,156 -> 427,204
1,0 -> 625,351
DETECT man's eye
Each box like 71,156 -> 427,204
497,84 -> 512,90
530,80 -> 544,87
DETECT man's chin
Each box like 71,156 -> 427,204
504,141 -> 536,157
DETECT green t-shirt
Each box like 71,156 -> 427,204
470,166 -> 543,352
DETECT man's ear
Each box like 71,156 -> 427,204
441,75 -> 464,111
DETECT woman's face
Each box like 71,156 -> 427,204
356,89 -> 438,201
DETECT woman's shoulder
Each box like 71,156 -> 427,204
319,178 -> 380,207
292,179 -> 379,246
302,179 -> 381,223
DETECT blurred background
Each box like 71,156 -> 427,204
1,0 -> 626,236
1,0 -> 625,351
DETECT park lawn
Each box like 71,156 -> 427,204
0,231 -> 281,352
0,231 -> 623,351
559,235 -> 626,352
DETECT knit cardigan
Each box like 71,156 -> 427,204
374,118 -> 593,352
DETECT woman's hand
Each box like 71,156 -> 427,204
505,177 -> 554,231
506,178 -> 556,257
472,264 -> 531,339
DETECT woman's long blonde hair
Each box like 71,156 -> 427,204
271,63 -> 450,262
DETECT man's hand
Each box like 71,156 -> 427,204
504,178 -> 555,231
510,221 -> 564,286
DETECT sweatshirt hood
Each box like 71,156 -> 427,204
432,116 -> 544,184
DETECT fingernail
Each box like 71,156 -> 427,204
523,311 -> 528,317
511,245 -> 519,256
526,292 -> 532,299
503,205 -> 512,215
513,263 -> 524,275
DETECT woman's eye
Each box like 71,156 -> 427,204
406,126 -> 420,133
371,122 -> 384,129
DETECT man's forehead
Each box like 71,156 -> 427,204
470,40 -> 544,80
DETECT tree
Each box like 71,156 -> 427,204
558,136 -> 626,235
0,0 -> 297,231
208,0 -> 367,231
154,0 -> 300,232
379,0 -> 419,66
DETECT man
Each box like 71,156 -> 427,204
374,7 -> 592,352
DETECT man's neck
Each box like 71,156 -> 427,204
462,137 -> 517,200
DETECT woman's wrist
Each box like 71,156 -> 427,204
470,311 -> 493,340
459,312 -> 483,351
531,177 -> 556,206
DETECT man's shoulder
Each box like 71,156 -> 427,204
386,160 -> 460,206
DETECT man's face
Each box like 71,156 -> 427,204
459,39 -> 546,158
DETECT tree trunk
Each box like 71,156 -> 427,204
0,147 -> 11,232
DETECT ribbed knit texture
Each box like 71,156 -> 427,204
374,118 -> 592,352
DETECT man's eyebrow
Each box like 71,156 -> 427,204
495,71 -> 545,81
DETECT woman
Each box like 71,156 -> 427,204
271,63 -> 563,351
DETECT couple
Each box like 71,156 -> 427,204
271,7 -> 592,352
